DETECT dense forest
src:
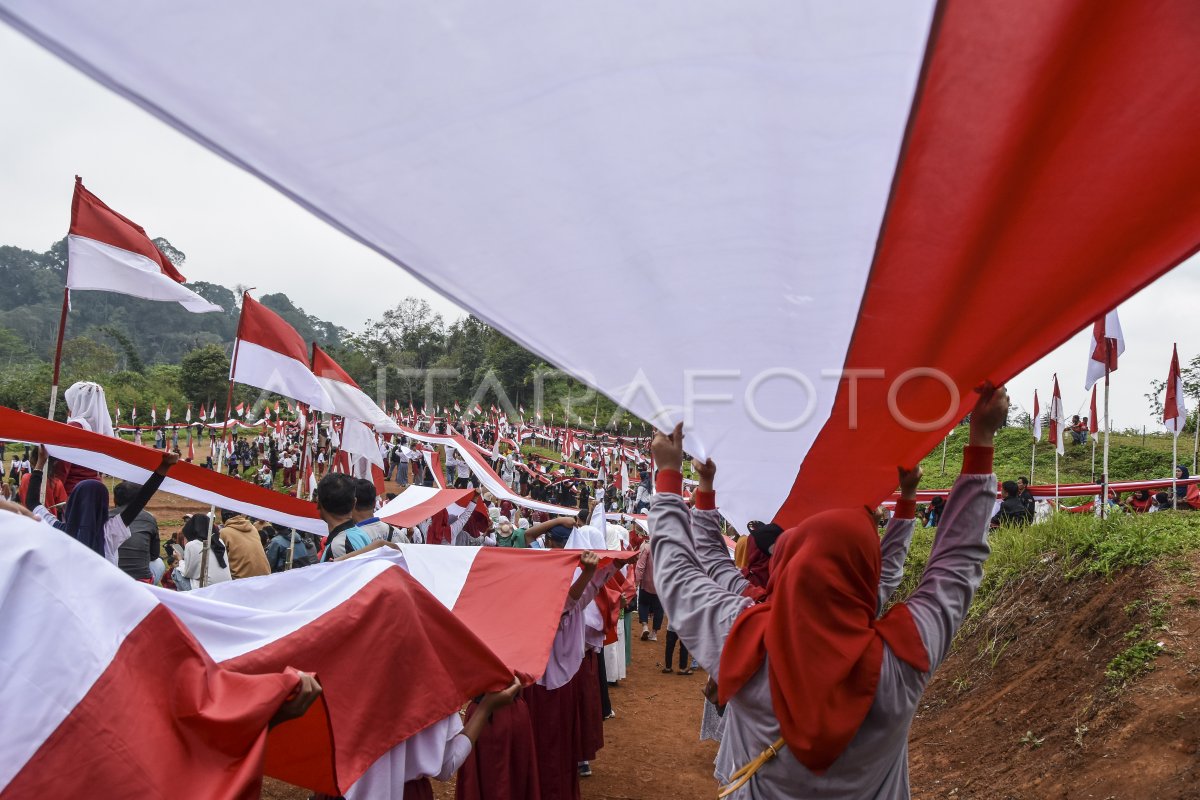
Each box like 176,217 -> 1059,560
0,238 -> 637,428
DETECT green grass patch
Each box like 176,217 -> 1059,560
1105,640 -> 1163,688
894,511 -> 1200,621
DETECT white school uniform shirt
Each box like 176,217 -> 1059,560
32,505 -> 131,566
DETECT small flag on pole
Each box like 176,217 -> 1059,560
1033,392 -> 1043,441
1165,344 -> 1188,435
1088,386 -> 1098,435
1049,375 -> 1065,456
1084,309 -> 1126,391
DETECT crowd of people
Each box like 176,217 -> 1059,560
2,379 -> 1195,798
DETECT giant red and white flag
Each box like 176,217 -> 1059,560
1049,375 -> 1066,457
66,178 -> 221,313
9,3 -> 1200,530
0,512 -> 303,799
1084,309 -> 1126,391
1164,344 -> 1188,436
232,293 -> 332,412
311,344 -> 399,432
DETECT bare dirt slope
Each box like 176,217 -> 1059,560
909,552 -> 1200,799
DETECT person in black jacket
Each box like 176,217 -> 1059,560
1016,476 -> 1036,518
992,480 -> 1032,526
112,480 -> 162,583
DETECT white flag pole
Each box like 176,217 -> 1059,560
1192,405 -> 1199,474
1030,441 -> 1036,484
1100,345 -> 1111,519
1172,432 -> 1179,510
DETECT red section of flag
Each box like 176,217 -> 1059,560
237,293 -> 312,365
2,604 -> 299,799
778,0 -> 1200,524
224,567 -> 512,793
311,343 -> 359,387
69,177 -> 187,283
1088,386 -> 1099,434
1165,344 -> 1183,428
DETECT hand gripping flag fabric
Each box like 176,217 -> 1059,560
5,2 -> 1200,529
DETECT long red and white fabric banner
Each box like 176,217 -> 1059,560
5,2 -> 1199,530
0,406 -> 326,534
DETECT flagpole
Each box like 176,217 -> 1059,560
1030,441 -> 1036,484
47,288 -> 70,421
1172,433 -> 1179,510
40,288 -> 71,505
1090,437 -> 1096,483
1101,348 -> 1111,519
1192,405 -> 1199,474
1055,450 -> 1060,511
940,434 -> 948,476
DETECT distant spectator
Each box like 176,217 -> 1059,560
1016,476 -> 1035,518
219,508 -> 271,578
991,481 -> 1032,526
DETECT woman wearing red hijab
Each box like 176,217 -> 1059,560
649,385 -> 1007,798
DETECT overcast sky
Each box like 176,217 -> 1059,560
1,24 -> 1196,431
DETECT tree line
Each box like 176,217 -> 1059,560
0,238 -> 638,429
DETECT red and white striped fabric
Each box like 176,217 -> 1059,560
232,294 -> 332,413
401,425 -> 578,516
66,177 -> 221,313
8,2 -> 1200,529
152,551 -> 514,794
1084,309 -> 1126,391
0,406 -> 326,534
311,344 -> 399,432
389,545 -> 605,683
1164,344 -> 1188,436
0,512 -> 302,799
376,485 -> 476,527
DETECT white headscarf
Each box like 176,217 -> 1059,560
64,381 -> 115,438
565,524 -> 607,551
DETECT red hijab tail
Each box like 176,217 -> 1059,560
718,508 -> 930,774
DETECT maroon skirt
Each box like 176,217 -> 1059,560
524,682 -> 579,800
403,778 -> 433,800
572,650 -> 604,762
456,696 -> 541,800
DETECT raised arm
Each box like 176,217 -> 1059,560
877,465 -> 921,614
689,458 -> 749,595
906,385 -> 1007,672
119,452 -> 178,526
649,426 -> 751,679
522,515 -> 575,545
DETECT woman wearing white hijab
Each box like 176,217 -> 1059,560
60,381 -> 116,494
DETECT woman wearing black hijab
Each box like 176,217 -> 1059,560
25,447 -> 178,564
178,513 -> 232,588
1176,465 -> 1190,500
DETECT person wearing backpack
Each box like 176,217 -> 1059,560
265,524 -> 317,571
351,478 -> 409,544
317,473 -> 372,561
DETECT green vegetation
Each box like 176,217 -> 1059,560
916,425 -> 1187,491
0,238 -> 640,429
1105,640 -> 1163,688
895,512 -> 1200,620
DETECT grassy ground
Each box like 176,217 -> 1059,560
919,425 -> 1193,489
894,510 -> 1200,627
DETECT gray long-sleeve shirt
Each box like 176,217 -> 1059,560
651,466 -> 993,799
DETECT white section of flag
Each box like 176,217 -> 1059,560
232,339 -> 333,413
316,375 -> 400,433
0,513 -> 157,789
66,234 -> 222,313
